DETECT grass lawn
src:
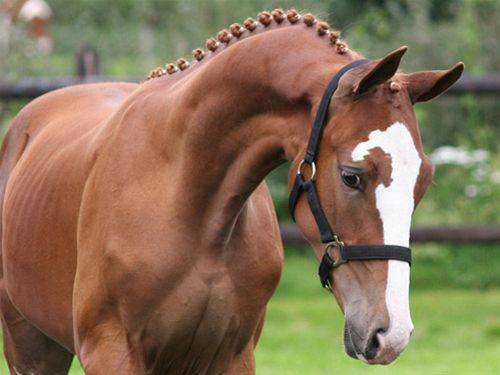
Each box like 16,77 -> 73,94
0,254 -> 499,374
255,253 -> 500,374
256,291 -> 500,374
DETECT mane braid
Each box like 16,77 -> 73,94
145,8 -> 348,81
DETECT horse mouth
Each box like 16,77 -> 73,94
343,323 -> 401,365
344,323 -> 368,362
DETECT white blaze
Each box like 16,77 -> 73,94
351,122 -> 420,352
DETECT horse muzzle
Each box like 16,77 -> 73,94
344,318 -> 413,365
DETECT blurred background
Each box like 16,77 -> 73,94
0,0 -> 499,373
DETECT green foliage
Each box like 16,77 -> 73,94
412,243 -> 500,289
2,0 -> 499,77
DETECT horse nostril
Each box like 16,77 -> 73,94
364,328 -> 386,360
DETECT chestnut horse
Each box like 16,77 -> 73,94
0,9 -> 462,374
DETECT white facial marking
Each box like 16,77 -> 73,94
351,121 -> 420,354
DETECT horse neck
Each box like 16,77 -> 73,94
148,28 -> 358,246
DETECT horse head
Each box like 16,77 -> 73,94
290,46 -> 463,364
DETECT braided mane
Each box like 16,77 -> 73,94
145,8 -> 348,81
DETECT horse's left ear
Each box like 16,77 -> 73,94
402,62 -> 465,103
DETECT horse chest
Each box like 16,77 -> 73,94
131,259 -> 273,372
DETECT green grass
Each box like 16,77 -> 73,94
256,254 -> 500,374
256,290 -> 500,374
0,253 -> 499,374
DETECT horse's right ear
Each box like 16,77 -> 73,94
335,46 -> 407,97
402,62 -> 465,103
353,46 -> 408,95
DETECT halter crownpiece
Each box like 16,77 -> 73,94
288,59 -> 412,290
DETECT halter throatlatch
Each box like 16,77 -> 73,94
288,59 -> 412,290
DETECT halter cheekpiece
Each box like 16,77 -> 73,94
288,59 -> 412,290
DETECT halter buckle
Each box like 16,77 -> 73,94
297,160 -> 316,181
324,235 -> 346,268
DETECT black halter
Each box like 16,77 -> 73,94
288,60 -> 412,290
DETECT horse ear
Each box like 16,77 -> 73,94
402,62 -> 464,103
353,46 -> 408,95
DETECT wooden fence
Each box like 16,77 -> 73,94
1,49 -> 500,100
2,74 -> 500,100
280,224 -> 500,246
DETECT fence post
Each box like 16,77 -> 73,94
75,44 -> 100,79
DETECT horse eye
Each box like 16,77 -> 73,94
341,170 -> 361,189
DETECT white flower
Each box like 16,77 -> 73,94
430,146 -> 489,166
464,184 -> 478,198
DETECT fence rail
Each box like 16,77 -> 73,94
1,74 -> 500,100
280,224 -> 500,246
1,48 -> 499,100
447,74 -> 500,95
0,76 -> 126,100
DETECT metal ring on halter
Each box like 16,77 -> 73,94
297,160 -> 316,181
324,235 -> 346,268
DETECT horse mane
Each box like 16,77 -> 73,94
145,8 -> 348,81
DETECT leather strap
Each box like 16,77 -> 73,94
289,59 -> 369,218
303,180 -> 335,244
318,246 -> 412,288
341,245 -> 412,264
289,60 -> 369,241
303,59 -> 370,164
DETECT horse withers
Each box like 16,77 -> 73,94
0,9 -> 463,374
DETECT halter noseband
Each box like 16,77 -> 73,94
288,59 -> 412,290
